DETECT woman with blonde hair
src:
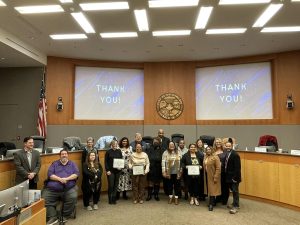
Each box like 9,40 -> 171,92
203,146 -> 221,211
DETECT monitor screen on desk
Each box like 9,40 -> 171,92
0,180 -> 29,217
259,145 -> 276,152
5,149 -> 22,158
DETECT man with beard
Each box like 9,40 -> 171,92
43,149 -> 79,225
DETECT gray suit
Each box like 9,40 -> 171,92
13,149 -> 41,185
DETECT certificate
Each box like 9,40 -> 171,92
113,158 -> 125,169
187,165 -> 200,175
132,165 -> 144,175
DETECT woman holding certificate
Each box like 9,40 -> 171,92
129,143 -> 150,204
203,146 -> 221,211
162,141 -> 182,205
181,143 -> 203,206
105,140 -> 123,204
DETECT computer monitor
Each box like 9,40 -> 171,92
5,149 -> 22,158
259,145 -> 277,152
0,180 -> 29,217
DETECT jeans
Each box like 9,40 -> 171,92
225,182 -> 239,208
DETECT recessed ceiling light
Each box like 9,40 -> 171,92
195,6 -> 213,29
79,2 -> 129,11
152,30 -> 191,36
134,9 -> 149,32
206,28 -> 247,34
219,0 -> 271,5
100,32 -> 138,38
261,26 -> 300,32
0,57 -> 5,60
0,1 -> 6,6
15,5 -> 64,14
59,0 -> 73,3
252,4 -> 283,27
148,0 -> 199,8
50,34 -> 87,40
71,12 -> 95,33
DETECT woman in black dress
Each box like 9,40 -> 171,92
146,137 -> 164,201
82,151 -> 103,210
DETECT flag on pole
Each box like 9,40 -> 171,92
37,72 -> 47,137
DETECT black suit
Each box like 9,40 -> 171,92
159,136 -> 170,151
13,149 -> 41,189
224,149 -> 241,208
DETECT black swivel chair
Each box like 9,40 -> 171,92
171,134 -> 184,146
142,136 -> 153,145
31,135 -> 46,152
199,135 -> 215,147
0,142 -> 16,156
63,137 -> 83,151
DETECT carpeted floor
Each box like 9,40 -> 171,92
66,193 -> 300,225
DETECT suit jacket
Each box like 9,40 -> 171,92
160,136 -> 170,151
225,150 -> 241,183
13,149 -> 41,185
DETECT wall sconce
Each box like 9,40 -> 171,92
57,97 -> 63,111
286,94 -> 294,110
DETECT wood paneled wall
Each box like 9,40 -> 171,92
46,50 -> 300,125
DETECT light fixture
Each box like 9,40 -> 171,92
0,0 -> 6,6
50,34 -> 88,40
219,0 -> 271,5
206,28 -> 247,34
100,32 -> 138,38
57,97 -> 64,111
261,26 -> 300,32
134,9 -> 149,31
148,0 -> 199,8
252,4 -> 283,27
195,6 -> 213,29
59,0 -> 73,3
152,30 -> 191,36
71,12 -> 95,33
15,5 -> 64,14
79,2 -> 129,11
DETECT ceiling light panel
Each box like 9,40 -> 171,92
71,12 -> 95,33
152,30 -> 191,36
0,0 -> 6,6
15,5 -> 64,14
100,32 -> 138,38
206,28 -> 247,34
219,0 -> 271,5
261,26 -> 300,32
50,34 -> 88,40
252,4 -> 283,27
195,6 -> 213,29
134,9 -> 149,31
80,2 -> 129,11
59,0 -> 73,3
148,0 -> 199,8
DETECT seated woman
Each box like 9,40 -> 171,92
181,143 -> 203,206
203,146 -> 221,211
129,143 -> 150,204
82,151 -> 103,211
162,141 -> 182,205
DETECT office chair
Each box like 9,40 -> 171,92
199,135 -> 215,147
142,136 -> 153,145
31,135 -> 46,152
0,142 -> 16,156
62,137 -> 83,151
171,134 -> 184,146
258,135 -> 278,151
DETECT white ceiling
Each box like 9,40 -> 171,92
0,0 -> 300,67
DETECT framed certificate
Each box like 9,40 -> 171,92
187,165 -> 200,175
132,165 -> 144,175
113,158 -> 125,169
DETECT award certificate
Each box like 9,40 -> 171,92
113,158 -> 125,169
132,165 -> 144,175
187,165 -> 200,175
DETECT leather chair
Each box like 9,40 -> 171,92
171,134 -> 184,146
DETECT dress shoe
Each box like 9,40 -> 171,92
174,198 -> 179,205
154,195 -> 160,201
168,197 -> 173,204
209,205 -> 213,211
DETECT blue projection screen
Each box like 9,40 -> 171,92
196,62 -> 273,120
74,67 -> 144,120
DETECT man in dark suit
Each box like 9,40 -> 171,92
224,141 -> 241,214
157,129 -> 170,151
14,136 -> 41,189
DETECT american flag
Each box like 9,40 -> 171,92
37,76 -> 47,137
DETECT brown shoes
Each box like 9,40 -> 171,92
168,197 -> 173,204
174,198 -> 179,205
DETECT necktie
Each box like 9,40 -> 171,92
225,151 -> 231,171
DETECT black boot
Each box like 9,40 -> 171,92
153,185 -> 160,201
208,196 -> 214,211
108,195 -> 113,204
116,192 -> 120,200
112,196 -> 117,204
184,192 -> 189,200
123,191 -> 128,200
146,187 -> 153,201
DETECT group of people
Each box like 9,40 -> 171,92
13,131 -> 241,225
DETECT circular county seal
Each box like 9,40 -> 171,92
156,93 -> 184,120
